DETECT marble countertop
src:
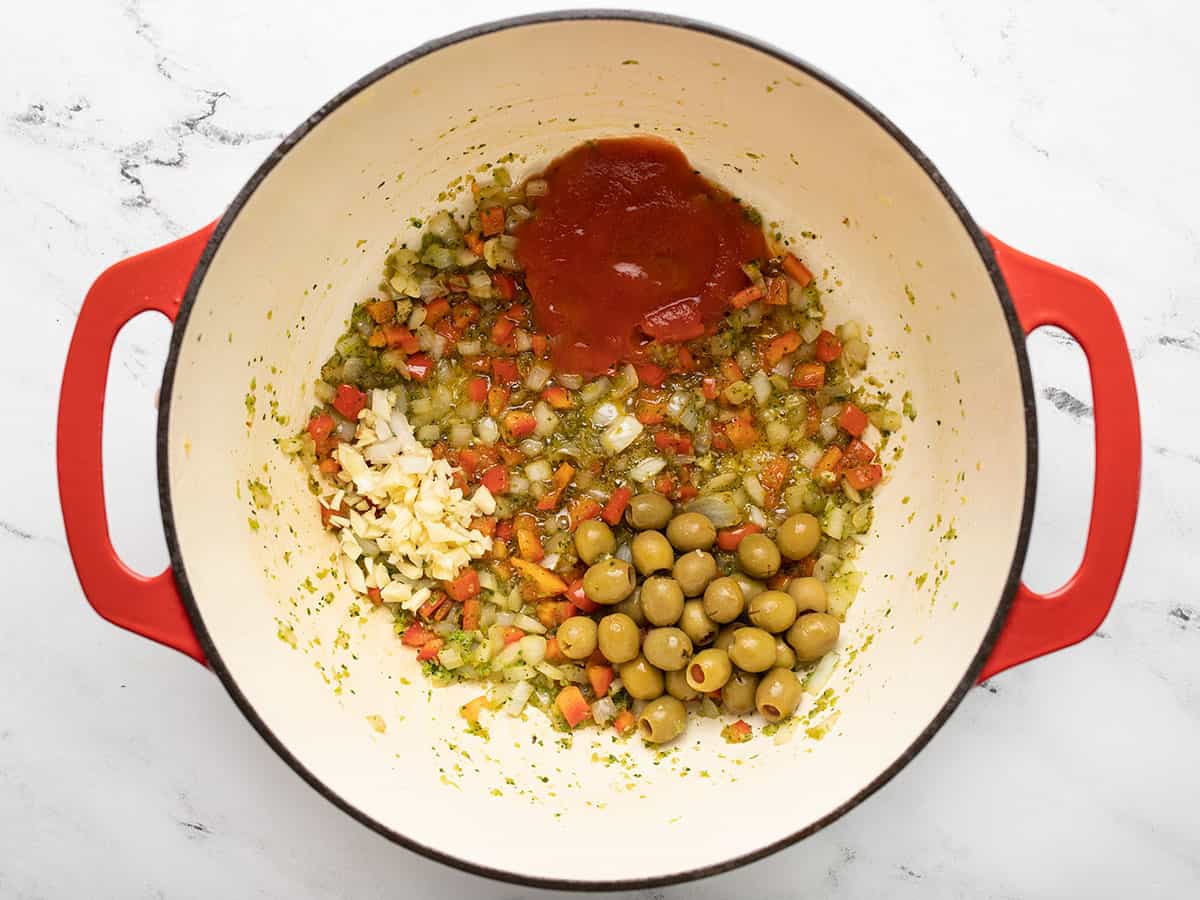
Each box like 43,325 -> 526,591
3,1 -> 1197,896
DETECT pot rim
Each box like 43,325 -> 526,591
157,9 -> 1038,891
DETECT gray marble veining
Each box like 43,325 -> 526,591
2,1 -> 1197,897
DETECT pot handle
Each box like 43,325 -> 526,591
57,224 -> 217,664
979,236 -> 1140,681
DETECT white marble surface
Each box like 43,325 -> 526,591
2,0 -> 1197,896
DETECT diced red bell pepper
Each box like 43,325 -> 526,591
480,466 -> 509,494
843,438 -> 876,468
701,377 -> 720,400
793,362 -> 826,389
416,638 -> 444,662
725,410 -> 758,450
502,626 -> 525,646
815,329 -> 842,363
366,587 -> 382,606
566,578 -> 599,613
837,402 -> 868,437
634,363 -> 668,387
492,358 -> 519,384
782,252 -> 814,287
613,709 -> 637,736
763,330 -> 801,368
487,384 -> 511,418
844,464 -> 883,490
729,285 -> 764,309
717,523 -> 763,551
720,358 -> 745,384
480,205 -> 506,237
813,446 -> 845,488
491,271 -> 518,300
724,719 -> 753,742
405,354 -> 433,381
541,385 -> 572,410
382,324 -> 421,354
503,410 -> 537,440
602,487 -> 632,526
766,276 -> 788,306
401,623 -> 435,647
423,296 -> 451,326
587,663 -> 615,698
530,333 -> 549,357
466,376 -> 489,404
555,685 -> 591,729
307,412 -> 335,444
445,568 -> 481,602
461,596 -> 482,632
464,231 -> 485,257
332,384 -> 367,419
568,497 -> 602,530
491,315 -> 516,345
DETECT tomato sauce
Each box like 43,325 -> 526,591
515,137 -> 767,375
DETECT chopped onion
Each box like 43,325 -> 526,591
860,423 -> 883,452
457,339 -> 482,356
823,506 -> 846,540
476,416 -> 499,444
800,444 -> 823,470
615,542 -> 633,563
494,611 -> 516,627
804,651 -> 839,695
827,571 -> 864,618
602,415 -> 644,454
514,329 -> 532,352
766,420 -> 790,449
494,642 -> 522,669
525,361 -> 553,391
698,697 -> 720,718
557,373 -> 583,390
508,474 -> 531,495
505,681 -> 534,714
525,459 -> 552,482
525,178 -> 549,198
437,646 -> 464,670
813,553 -> 839,581
519,634 -> 547,665
535,661 -> 564,681
417,423 -> 440,442
629,456 -> 667,483
466,270 -> 492,298
335,418 -> 357,442
364,437 -> 404,465
686,492 -> 742,527
591,696 -> 616,725
751,371 -> 772,406
610,362 -> 639,399
800,318 -> 823,343
819,421 -> 838,443
541,552 -> 560,570
747,505 -> 766,527
580,377 -> 611,405
514,613 -> 547,634
532,401 -> 559,437
744,474 -> 766,507
591,401 -> 620,429
519,438 -> 543,457
842,481 -> 862,504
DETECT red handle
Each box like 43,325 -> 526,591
57,224 -> 217,664
979,236 -> 1141,681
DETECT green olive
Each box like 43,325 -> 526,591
678,600 -> 717,647
748,589 -> 798,634
713,623 -> 744,653
642,627 -> 693,671
777,513 -> 821,560
685,647 -> 732,693
786,576 -> 828,613
619,588 -> 648,628
737,533 -> 781,579
638,696 -> 687,743
597,612 -> 640,664
728,626 -> 776,673
666,512 -> 716,552
640,576 -> 685,626
755,667 -> 803,722
774,635 -> 797,669
703,576 -> 745,624
615,588 -> 646,627
619,655 -> 665,700
731,572 -> 766,603
557,616 -> 597,660
631,530 -> 675,576
626,492 -> 673,530
786,612 -> 841,662
674,550 -> 718,597
583,558 -> 636,605
721,669 -> 759,715
574,519 -> 615,565
665,668 -> 699,702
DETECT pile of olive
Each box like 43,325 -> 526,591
559,492 -> 842,743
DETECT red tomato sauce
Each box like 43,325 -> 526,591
515,137 -> 767,375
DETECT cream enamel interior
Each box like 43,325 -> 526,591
164,19 -> 1029,884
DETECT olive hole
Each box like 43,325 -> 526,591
764,704 -> 780,719
639,719 -> 653,738
689,664 -> 704,683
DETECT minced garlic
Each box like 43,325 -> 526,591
321,388 -> 492,609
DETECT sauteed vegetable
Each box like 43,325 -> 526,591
285,137 -> 903,743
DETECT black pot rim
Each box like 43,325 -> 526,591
158,9 -> 1037,892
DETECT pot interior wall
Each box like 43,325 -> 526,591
164,18 -> 1029,883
